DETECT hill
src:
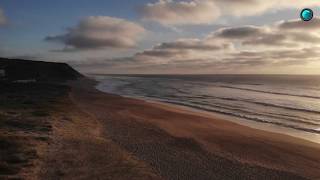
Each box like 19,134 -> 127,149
0,58 -> 83,81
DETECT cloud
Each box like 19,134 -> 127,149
278,18 -> 320,30
135,38 -> 232,60
85,18 -> 320,73
213,26 -> 265,39
154,38 -> 231,51
45,16 -> 145,50
0,8 -> 7,26
214,0 -> 320,17
140,0 -> 320,26
139,0 -> 220,26
211,19 -> 320,46
213,26 -> 294,46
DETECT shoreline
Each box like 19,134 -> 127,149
95,83 -> 320,145
71,78 -> 320,179
139,98 -> 320,145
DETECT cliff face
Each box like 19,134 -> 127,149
0,58 -> 83,81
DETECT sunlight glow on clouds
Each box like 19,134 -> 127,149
140,0 -> 220,25
134,18 -> 320,60
45,16 -> 145,51
140,0 -> 320,26
74,18 -> 320,74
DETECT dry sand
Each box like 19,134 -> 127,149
67,78 -> 320,180
0,82 -> 160,180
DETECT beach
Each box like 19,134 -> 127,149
1,78 -> 320,180
69,78 -> 320,179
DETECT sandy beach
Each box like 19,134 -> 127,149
1,78 -> 320,180
67,78 -> 320,179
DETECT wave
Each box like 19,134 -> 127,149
193,94 -> 320,115
142,92 -> 320,124
193,100 -> 320,126
160,100 -> 320,134
250,101 -> 320,115
218,85 -> 320,100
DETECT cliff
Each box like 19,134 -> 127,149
0,58 -> 83,81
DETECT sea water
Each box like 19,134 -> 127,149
94,74 -> 320,143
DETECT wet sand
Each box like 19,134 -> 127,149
69,78 -> 320,180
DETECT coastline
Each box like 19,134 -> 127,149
137,98 -> 320,145
91,76 -> 320,144
70,78 -> 320,179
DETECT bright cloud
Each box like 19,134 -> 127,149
45,16 -> 145,51
214,0 -> 320,17
140,0 -> 220,25
140,0 -> 320,26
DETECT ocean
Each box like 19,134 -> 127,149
94,74 -> 320,143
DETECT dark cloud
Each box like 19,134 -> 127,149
214,26 -> 265,39
45,16 -> 145,50
136,49 -> 181,58
155,39 -> 231,51
213,26 -> 290,46
212,22 -> 320,47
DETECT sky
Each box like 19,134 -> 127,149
1,0 -> 320,74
